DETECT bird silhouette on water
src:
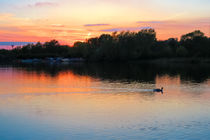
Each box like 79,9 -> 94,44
153,87 -> 163,93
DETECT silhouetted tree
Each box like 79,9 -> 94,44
180,30 -> 209,57
1,29 -> 210,61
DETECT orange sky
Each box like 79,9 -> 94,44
0,0 -> 209,45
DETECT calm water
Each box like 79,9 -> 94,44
0,63 -> 210,140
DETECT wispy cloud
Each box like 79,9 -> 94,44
27,2 -> 58,8
137,21 -> 164,24
101,27 -> 152,32
0,26 -> 23,32
0,13 -> 14,20
0,42 -> 35,46
51,24 -> 65,27
84,24 -> 110,27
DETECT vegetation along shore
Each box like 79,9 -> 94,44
0,29 -> 210,63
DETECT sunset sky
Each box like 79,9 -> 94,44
0,0 -> 209,45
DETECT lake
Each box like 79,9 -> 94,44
0,62 -> 210,140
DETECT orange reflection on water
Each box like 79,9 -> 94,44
155,75 -> 182,96
155,75 -> 181,86
0,68 -> 99,95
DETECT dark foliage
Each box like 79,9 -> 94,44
0,29 -> 210,61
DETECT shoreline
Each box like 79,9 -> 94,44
1,57 -> 210,65
134,58 -> 210,64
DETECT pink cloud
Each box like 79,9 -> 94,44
28,2 -> 57,8
84,24 -> 110,27
101,27 -> 152,32
137,21 -> 163,24
51,24 -> 65,27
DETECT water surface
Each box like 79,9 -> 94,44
0,63 -> 210,140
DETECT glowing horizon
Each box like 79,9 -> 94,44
0,0 -> 209,45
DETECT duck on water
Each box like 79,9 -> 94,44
153,87 -> 163,93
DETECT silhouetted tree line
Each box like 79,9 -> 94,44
0,29 -> 210,61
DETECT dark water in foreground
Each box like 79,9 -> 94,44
0,63 -> 210,140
